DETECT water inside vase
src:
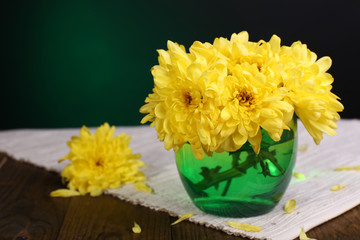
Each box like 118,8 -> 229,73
175,123 -> 297,217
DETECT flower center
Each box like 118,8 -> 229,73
95,158 -> 104,167
234,90 -> 255,106
184,92 -> 192,106
256,63 -> 262,72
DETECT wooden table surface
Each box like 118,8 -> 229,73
0,152 -> 359,240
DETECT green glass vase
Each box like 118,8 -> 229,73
175,118 -> 297,217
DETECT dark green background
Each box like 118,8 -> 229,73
2,0 -> 359,129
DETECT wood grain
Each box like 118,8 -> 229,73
302,205 -> 360,240
0,152 -> 359,240
0,153 -> 70,240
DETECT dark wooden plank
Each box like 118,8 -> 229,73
56,195 -> 172,240
301,204 -> 360,240
170,216 -> 246,240
0,152 -> 70,240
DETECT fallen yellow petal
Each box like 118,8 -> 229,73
132,222 -> 141,234
293,172 -> 306,180
298,144 -> 308,152
50,189 -> 81,197
171,212 -> 194,225
299,227 -> 317,240
134,182 -> 153,193
335,166 -> 360,172
225,221 -> 262,232
330,184 -> 347,191
284,199 -> 296,213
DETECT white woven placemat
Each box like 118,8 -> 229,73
0,119 -> 359,240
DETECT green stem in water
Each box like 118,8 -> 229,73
221,178 -> 232,196
194,158 -> 253,191
194,147 -> 286,193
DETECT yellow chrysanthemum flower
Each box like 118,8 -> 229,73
213,32 -> 294,153
218,67 -> 293,154
140,31 -> 343,159
51,123 -> 146,197
278,41 -> 344,144
140,41 -> 227,159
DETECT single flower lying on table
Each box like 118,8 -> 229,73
50,123 -> 147,197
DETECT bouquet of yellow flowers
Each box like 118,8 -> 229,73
140,31 -> 343,160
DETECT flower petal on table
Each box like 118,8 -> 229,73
50,189 -> 81,197
335,166 -> 360,172
132,222 -> 141,234
330,184 -> 347,191
225,221 -> 262,232
134,182 -> 153,193
284,199 -> 296,213
171,212 -> 194,225
298,144 -> 308,152
293,172 -> 306,180
299,227 -> 317,240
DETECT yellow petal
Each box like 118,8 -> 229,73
132,222 -> 141,234
316,56 -> 332,72
298,144 -> 308,152
225,221 -> 262,232
171,212 -> 194,225
134,182 -> 153,193
155,104 -> 167,118
293,172 -> 306,180
221,107 -> 231,121
299,227 -> 317,240
50,189 -> 81,197
335,166 -> 360,172
330,184 -> 347,191
269,34 -> 281,53
284,199 -> 296,213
